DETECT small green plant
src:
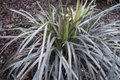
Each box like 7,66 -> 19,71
1,0 -> 120,80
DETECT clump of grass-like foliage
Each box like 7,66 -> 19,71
1,0 -> 120,80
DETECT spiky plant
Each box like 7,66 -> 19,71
1,0 -> 120,80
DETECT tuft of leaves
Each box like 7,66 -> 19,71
1,0 -> 120,80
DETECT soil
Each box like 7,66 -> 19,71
0,0 -> 120,80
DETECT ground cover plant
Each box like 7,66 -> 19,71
0,0 -> 120,80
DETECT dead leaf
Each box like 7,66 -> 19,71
5,23 -> 14,28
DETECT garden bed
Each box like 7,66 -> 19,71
0,0 -> 120,80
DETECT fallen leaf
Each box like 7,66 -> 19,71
5,23 -> 14,28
